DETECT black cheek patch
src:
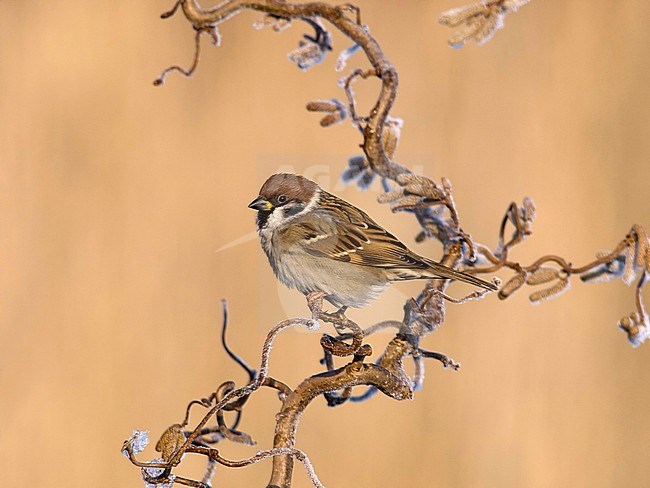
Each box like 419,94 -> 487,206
283,202 -> 306,218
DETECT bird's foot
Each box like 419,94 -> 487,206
320,307 -> 350,334
305,293 -> 371,358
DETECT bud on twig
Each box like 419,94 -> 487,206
156,425 -> 186,463
618,312 -> 650,348
288,40 -> 325,71
498,272 -> 526,300
526,267 -> 560,285
632,225 -> 648,268
252,14 -> 292,32
382,117 -> 403,158
623,243 -> 637,285
306,99 -> 347,127
439,0 -> 531,48
529,277 -> 571,305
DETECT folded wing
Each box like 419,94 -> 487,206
285,192 -> 496,291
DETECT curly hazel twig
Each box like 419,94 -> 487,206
468,210 -> 649,344
157,0 -> 407,179
123,1 -> 647,487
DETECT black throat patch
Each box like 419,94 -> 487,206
256,210 -> 272,229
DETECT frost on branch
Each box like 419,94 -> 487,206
122,430 -> 150,458
335,42 -> 362,72
341,155 -> 376,190
142,459 -> 175,488
252,14 -> 292,32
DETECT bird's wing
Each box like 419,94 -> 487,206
285,191 -> 431,269
284,191 -> 497,291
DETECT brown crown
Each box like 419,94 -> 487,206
258,173 -> 318,203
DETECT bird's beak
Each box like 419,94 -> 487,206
248,196 -> 273,212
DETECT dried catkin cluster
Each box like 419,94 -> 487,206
306,99 -> 347,127
439,0 -> 531,48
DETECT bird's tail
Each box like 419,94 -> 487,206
423,259 -> 497,291
395,258 -> 497,291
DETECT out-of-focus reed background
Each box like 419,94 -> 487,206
1,1 -> 648,487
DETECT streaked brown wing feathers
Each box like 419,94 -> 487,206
288,191 -> 430,270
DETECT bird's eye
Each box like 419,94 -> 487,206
278,195 -> 287,204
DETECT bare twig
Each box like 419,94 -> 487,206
220,299 -> 256,381
416,348 -> 461,371
187,445 -> 326,488
154,28 -> 208,86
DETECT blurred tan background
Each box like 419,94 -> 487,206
1,1 -> 649,487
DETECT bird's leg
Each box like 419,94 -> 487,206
305,291 -> 327,328
319,306 -> 350,333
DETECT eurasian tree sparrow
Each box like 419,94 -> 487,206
249,173 -> 496,308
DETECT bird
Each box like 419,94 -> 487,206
248,173 -> 496,309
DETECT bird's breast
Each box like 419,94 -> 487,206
260,233 -> 389,308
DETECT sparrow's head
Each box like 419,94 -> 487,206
248,173 -> 319,230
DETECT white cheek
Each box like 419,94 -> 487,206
265,208 -> 286,232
